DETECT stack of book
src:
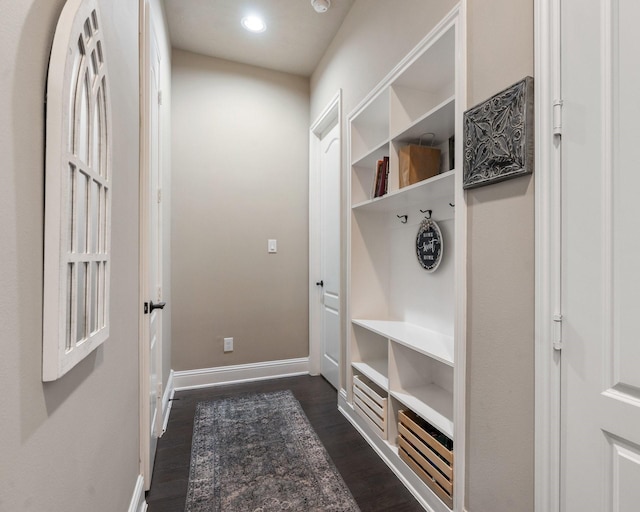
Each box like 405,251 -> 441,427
372,156 -> 390,198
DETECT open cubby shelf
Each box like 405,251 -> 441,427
352,319 -> 454,367
345,7 -> 463,512
351,360 -> 389,390
352,169 -> 454,214
391,386 -> 454,438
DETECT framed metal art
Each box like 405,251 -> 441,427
463,76 -> 534,189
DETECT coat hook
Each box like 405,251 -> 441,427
397,215 -> 408,224
449,202 -> 455,208
419,209 -> 432,219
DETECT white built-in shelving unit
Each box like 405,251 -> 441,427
340,5 -> 465,512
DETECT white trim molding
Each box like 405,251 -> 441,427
534,1 -> 562,512
452,3 -> 467,511
173,358 -> 310,391
128,474 -> 147,512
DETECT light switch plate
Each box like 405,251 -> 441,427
268,239 -> 277,253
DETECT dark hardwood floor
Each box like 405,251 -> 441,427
146,375 -> 424,511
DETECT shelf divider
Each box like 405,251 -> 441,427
390,95 -> 455,145
352,318 -> 454,367
352,360 -> 389,390
391,384 -> 454,438
352,169 -> 454,214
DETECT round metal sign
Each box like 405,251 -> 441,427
416,218 -> 443,272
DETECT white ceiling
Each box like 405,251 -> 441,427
163,0 -> 355,77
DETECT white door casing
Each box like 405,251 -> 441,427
534,0 -> 563,509
560,0 -> 640,509
309,92 -> 341,390
140,0 -> 164,490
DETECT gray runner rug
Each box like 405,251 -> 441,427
184,390 -> 361,512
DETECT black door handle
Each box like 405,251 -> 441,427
316,280 -> 324,287
150,300 -> 166,312
145,300 -> 166,314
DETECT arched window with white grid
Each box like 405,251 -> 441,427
43,0 -> 112,381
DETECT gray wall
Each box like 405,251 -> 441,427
310,1 -> 535,511
0,0 -> 141,510
171,51 -> 310,371
465,1 -> 535,511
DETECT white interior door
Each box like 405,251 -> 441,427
561,0 -> 640,509
318,123 -> 341,389
141,4 -> 164,489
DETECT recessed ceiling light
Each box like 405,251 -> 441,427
241,16 -> 266,33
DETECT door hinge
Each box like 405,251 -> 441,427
157,188 -> 162,204
553,314 -> 563,350
553,99 -> 563,137
158,90 -> 163,106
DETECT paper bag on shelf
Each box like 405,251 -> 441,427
399,144 -> 441,188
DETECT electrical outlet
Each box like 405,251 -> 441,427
223,337 -> 233,352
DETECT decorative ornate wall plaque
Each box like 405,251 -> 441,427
463,77 -> 534,189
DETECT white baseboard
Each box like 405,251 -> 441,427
173,357 -> 310,391
128,474 -> 147,512
160,369 -> 175,436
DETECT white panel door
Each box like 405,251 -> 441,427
148,32 -> 162,470
319,123 -> 341,389
141,8 -> 164,489
561,1 -> 640,510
